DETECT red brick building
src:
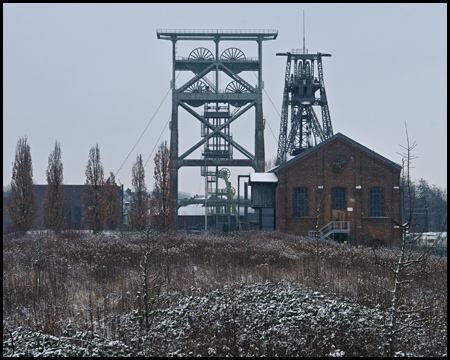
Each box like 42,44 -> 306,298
270,133 -> 402,246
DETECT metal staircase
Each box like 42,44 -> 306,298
308,221 -> 350,241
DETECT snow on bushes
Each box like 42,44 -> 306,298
138,281 -> 387,356
5,281 -> 445,357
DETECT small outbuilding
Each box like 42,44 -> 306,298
249,173 -> 278,231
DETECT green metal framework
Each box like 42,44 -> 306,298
157,29 -> 277,229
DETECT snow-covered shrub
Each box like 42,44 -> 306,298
114,281 -> 391,356
3,326 -> 130,357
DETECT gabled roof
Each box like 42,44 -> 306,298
270,132 -> 402,173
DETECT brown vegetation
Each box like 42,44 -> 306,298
128,154 -> 149,231
150,141 -> 175,232
103,172 -> 120,230
82,144 -> 105,233
6,136 -> 37,232
43,140 -> 66,232
3,230 -> 446,356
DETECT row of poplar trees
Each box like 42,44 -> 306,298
6,136 -> 174,233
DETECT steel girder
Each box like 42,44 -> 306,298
158,31 -> 275,226
275,55 -> 292,165
276,52 -> 333,165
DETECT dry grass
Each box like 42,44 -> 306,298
3,230 -> 447,355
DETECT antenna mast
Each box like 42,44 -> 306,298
303,10 -> 306,54
275,11 -> 333,165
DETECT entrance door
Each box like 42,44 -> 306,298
261,207 -> 275,231
332,209 -> 346,229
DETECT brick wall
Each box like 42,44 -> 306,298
275,136 -> 402,246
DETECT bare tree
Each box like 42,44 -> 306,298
103,172 -> 120,230
150,141 -> 175,233
43,140 -> 66,232
129,154 -> 149,231
265,155 -> 278,171
373,123 -> 446,357
403,178 -> 447,233
149,141 -> 179,286
82,143 -> 105,233
313,187 -> 324,282
7,136 -> 37,232
139,228 -> 161,330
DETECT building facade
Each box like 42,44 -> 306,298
270,133 -> 402,246
33,184 -> 121,229
34,185 -> 85,229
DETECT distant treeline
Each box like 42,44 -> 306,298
4,177 -> 447,233
401,178 -> 447,232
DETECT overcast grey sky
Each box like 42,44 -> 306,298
3,3 -> 447,196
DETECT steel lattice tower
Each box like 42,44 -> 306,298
157,29 -> 277,228
275,49 -> 333,165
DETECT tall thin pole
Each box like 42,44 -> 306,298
205,162 -> 208,232
121,183 -> 124,231
303,10 -> 306,54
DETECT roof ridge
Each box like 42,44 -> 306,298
269,133 -> 401,173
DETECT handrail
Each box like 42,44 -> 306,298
320,221 -> 349,233
157,29 -> 278,41
291,48 -> 308,54
309,221 -> 350,240
175,56 -> 259,61
157,29 -> 278,35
